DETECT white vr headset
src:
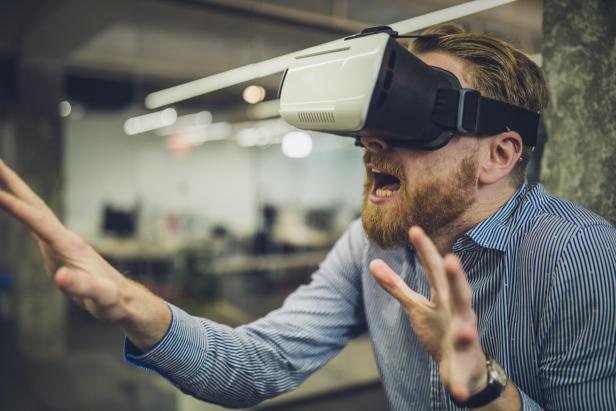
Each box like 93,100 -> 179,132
278,26 -> 540,150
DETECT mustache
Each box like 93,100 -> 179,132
363,151 -> 404,178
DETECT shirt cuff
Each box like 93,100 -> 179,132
518,386 -> 544,410
124,303 -> 209,388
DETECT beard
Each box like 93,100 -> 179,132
361,150 -> 478,249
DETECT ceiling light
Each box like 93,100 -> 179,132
178,110 -> 212,126
166,122 -> 232,151
124,108 -> 177,135
236,128 -> 262,147
235,119 -> 289,147
58,100 -> 72,118
281,131 -> 313,158
243,85 -> 267,104
144,0 -> 517,108
157,110 -> 213,136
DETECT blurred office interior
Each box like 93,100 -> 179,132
0,0 -> 613,410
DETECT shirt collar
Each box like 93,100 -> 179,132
452,183 -> 532,253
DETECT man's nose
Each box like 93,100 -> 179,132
360,136 -> 390,152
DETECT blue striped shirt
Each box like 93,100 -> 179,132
126,183 -> 616,410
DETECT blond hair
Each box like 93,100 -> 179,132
411,24 -> 548,187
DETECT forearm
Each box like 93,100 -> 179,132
125,304 -> 327,408
125,268 -> 365,408
116,278 -> 172,351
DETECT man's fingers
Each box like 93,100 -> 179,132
0,159 -> 46,206
55,267 -> 119,308
0,190 -> 64,244
444,253 -> 473,315
409,226 -> 449,300
369,259 -> 428,307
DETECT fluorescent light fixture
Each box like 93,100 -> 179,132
124,108 -> 177,135
282,131 -> 313,158
236,128 -> 262,147
246,99 -> 280,120
177,110 -> 213,127
235,118 -> 290,147
145,0 -> 517,108
156,110 -> 212,136
236,127 -> 282,147
167,122 -> 232,148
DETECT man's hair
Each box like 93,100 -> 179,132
410,24 -> 549,187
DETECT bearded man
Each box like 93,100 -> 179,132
0,25 -> 614,410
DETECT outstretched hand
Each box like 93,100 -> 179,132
0,159 -> 169,349
370,226 -> 487,402
0,159 -> 131,320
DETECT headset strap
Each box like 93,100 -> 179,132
432,88 -> 539,147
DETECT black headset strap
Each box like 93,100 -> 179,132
432,88 -> 540,147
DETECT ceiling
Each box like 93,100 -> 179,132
0,0 -> 542,117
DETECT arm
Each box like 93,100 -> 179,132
536,224 -> 616,410
126,221 -> 368,407
0,158 -> 368,407
370,226 -> 526,410
0,159 -> 169,350
370,224 -> 616,410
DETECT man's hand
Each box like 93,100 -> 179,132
369,226 -> 488,402
0,159 -> 170,350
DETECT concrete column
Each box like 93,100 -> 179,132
1,0 -> 139,363
2,52 -> 68,360
541,0 -> 616,225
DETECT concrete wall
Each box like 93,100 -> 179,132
541,0 -> 616,225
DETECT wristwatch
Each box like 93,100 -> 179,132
450,356 -> 508,408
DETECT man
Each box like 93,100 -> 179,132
0,24 -> 614,410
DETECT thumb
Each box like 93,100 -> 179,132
55,267 -> 120,308
369,259 -> 427,307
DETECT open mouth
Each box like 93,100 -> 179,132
369,164 -> 401,200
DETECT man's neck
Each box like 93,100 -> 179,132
430,184 -> 517,255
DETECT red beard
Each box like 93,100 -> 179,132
361,150 -> 478,249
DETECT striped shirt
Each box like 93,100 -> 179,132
126,183 -> 616,410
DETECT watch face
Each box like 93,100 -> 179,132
488,358 -> 508,386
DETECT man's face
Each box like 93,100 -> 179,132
361,52 -> 480,249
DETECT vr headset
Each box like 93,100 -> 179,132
278,26 -> 539,150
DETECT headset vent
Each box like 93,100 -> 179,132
297,111 -> 335,123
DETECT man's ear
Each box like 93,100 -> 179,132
478,131 -> 523,185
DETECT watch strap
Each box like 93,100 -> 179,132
450,357 -> 507,408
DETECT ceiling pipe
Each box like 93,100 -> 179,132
146,0 -> 518,109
